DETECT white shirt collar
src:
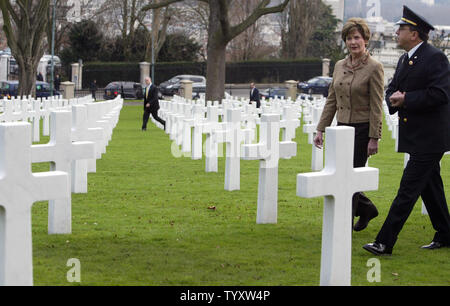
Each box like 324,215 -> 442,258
408,41 -> 423,59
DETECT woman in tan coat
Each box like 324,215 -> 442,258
313,18 -> 384,231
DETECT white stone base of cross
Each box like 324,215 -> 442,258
296,126 -> 379,286
0,122 -> 69,286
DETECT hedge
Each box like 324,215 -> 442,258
80,59 -> 327,88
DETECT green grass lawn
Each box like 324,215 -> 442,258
30,104 -> 449,286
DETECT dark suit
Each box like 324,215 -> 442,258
142,84 -> 165,130
250,87 -> 261,108
376,42 -> 450,248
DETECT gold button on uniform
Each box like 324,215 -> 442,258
403,118 -> 407,123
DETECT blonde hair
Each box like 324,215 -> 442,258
341,18 -> 371,42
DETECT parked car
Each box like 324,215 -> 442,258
159,74 -> 206,96
297,76 -> 332,97
103,81 -> 143,100
0,80 -> 60,99
259,87 -> 288,99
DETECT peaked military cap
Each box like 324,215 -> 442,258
396,5 -> 435,34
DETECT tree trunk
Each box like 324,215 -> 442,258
205,39 -> 227,102
17,55 -> 41,97
205,0 -> 227,102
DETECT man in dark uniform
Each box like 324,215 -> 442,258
250,82 -> 261,108
142,76 -> 165,131
364,6 -> 450,255
90,80 -> 98,101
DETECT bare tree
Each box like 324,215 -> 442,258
142,0 -> 289,102
280,0 -> 324,59
0,0 -> 50,96
176,0 -> 209,60
140,1 -> 173,62
101,0 -> 172,62
227,0 -> 275,61
106,0 -> 148,59
46,0 -> 75,54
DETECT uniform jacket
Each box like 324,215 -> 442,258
317,53 -> 384,139
144,84 -> 160,112
386,42 -> 450,154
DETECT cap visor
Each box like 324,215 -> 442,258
395,19 -> 409,25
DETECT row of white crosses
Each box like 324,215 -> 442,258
0,95 -> 95,143
0,95 -> 123,286
155,96 -> 297,263
153,93 -> 380,286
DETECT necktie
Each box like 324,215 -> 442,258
398,54 -> 409,75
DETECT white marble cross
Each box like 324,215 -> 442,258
71,105 -> 103,193
280,105 -> 300,142
303,106 -> 324,171
182,104 -> 205,154
30,100 -> 42,142
176,103 -> 191,146
296,126 -> 379,286
0,98 -> 12,122
31,111 -> 95,234
214,109 -> 252,191
86,103 -> 108,172
201,106 -> 223,172
242,114 -> 297,224
190,104 -> 208,160
0,122 -> 69,286
41,99 -> 52,136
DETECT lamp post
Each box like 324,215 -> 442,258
50,0 -> 56,96
151,28 -> 155,82
146,21 -> 155,82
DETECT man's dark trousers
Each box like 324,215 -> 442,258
376,152 -> 450,248
142,108 -> 165,130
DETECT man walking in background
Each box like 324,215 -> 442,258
90,79 -> 98,101
142,77 -> 165,131
250,82 -> 261,108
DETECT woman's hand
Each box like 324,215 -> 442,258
367,138 -> 379,156
313,131 -> 324,149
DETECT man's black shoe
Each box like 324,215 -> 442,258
363,242 -> 392,256
354,207 -> 378,231
421,241 -> 450,250
142,128 -> 146,131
